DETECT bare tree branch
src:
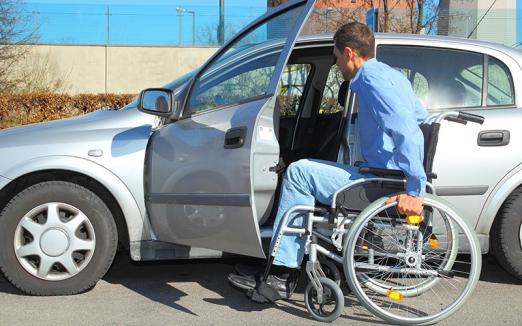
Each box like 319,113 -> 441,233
0,0 -> 40,93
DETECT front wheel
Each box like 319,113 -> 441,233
343,194 -> 481,325
0,181 -> 118,295
304,277 -> 344,323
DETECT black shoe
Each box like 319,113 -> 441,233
234,263 -> 265,277
227,273 -> 257,291
228,272 -> 298,299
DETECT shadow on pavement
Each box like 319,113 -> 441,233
479,254 -> 522,285
101,254 -> 326,320
1,252 -> 520,322
101,253 -> 383,323
103,254 -> 277,316
100,253 -> 390,324
0,276 -> 21,295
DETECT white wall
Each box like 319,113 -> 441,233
25,45 -> 218,94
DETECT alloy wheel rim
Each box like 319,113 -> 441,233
13,202 -> 96,281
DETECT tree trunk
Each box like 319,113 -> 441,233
383,0 -> 390,32
416,0 -> 424,33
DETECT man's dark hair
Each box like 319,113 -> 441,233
333,22 -> 375,59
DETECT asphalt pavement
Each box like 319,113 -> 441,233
0,253 -> 521,325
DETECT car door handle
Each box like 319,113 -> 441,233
224,126 -> 247,149
478,130 -> 510,146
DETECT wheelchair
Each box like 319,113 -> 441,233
255,110 -> 484,324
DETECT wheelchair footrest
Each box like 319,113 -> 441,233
247,282 -> 281,303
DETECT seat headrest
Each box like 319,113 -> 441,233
337,81 -> 349,107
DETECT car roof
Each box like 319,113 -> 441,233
297,32 -> 522,62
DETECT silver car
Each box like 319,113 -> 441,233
0,0 -> 521,295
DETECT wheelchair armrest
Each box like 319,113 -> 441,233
359,166 -> 437,180
359,166 -> 405,178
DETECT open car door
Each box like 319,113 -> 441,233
144,0 -> 315,258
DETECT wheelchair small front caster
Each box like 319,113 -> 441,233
304,277 -> 344,322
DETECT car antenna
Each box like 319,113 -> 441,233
467,0 -> 498,39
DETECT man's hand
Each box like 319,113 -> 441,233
385,193 -> 424,216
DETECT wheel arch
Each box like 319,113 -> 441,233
477,165 -> 522,236
0,156 -> 153,246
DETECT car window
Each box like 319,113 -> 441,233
278,64 -> 312,116
395,67 -> 429,100
457,64 -> 483,108
185,6 -> 303,115
377,45 -> 484,111
320,65 -> 344,114
487,57 -> 514,106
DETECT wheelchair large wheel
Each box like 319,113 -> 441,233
343,194 -> 481,325
357,206 -> 458,298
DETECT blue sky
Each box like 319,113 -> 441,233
21,0 -> 268,45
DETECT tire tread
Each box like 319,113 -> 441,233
491,188 -> 522,279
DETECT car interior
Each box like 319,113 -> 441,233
259,45 -> 349,227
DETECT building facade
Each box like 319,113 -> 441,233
439,0 -> 519,47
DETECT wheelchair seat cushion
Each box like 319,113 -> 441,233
335,181 -> 404,211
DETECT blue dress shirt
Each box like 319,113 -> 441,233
350,58 -> 428,196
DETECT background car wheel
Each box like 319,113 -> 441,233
491,188 -> 522,280
0,181 -> 118,295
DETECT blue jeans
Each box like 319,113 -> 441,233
270,159 -> 366,268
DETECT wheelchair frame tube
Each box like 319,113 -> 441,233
354,262 -> 441,277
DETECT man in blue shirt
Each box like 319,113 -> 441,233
229,22 -> 427,299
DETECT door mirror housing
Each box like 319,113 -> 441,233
138,88 -> 174,117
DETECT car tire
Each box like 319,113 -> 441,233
491,188 -> 522,280
0,181 -> 118,295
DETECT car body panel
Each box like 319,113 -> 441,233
0,108 -> 157,242
0,175 -> 10,189
3,154 -> 152,242
476,163 -> 522,234
431,108 -> 522,233
146,97 -> 273,258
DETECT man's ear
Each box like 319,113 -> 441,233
343,46 -> 355,60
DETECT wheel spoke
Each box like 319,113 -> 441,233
16,242 -> 40,257
45,203 -> 62,226
37,257 -> 55,278
19,216 -> 44,237
71,238 -> 95,251
65,212 -> 88,234
58,255 -> 79,275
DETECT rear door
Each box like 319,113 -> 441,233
376,42 -> 519,229
144,0 -> 315,258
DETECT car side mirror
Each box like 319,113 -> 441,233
137,88 -> 174,117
